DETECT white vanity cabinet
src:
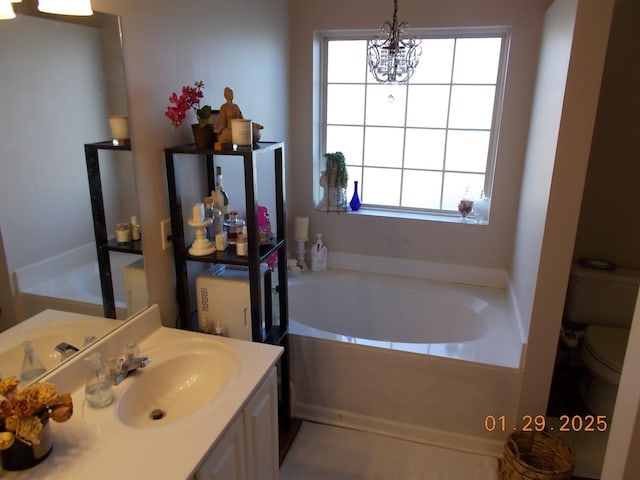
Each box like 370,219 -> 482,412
195,415 -> 248,480
195,367 -> 279,480
242,365 -> 280,480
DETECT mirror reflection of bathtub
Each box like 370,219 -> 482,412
15,246 -> 148,321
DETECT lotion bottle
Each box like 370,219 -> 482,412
311,233 -> 328,272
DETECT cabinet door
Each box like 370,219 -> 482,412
196,415 -> 247,480
243,367 -> 279,480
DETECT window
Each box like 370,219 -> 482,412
321,28 -> 509,217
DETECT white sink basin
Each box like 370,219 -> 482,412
115,338 -> 240,428
0,318 -> 120,381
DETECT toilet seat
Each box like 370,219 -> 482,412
583,325 -> 629,374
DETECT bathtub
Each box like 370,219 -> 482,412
15,243 -> 142,321
288,266 -> 524,456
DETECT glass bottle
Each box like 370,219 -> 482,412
204,195 -> 223,240
473,190 -> 491,224
85,352 -> 114,408
130,215 -> 141,241
349,180 -> 362,211
213,166 -> 230,221
20,340 -> 47,382
458,187 -> 474,220
224,211 -> 245,245
236,225 -> 248,256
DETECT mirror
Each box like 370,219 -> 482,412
0,3 -> 147,380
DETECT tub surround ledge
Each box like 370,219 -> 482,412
327,251 -> 509,288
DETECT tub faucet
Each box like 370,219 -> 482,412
107,343 -> 151,385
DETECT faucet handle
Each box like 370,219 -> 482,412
124,343 -> 139,361
106,356 -> 126,385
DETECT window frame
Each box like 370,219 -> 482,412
318,26 -> 511,219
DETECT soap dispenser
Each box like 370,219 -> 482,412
311,233 -> 328,272
85,352 -> 114,408
20,340 -> 47,383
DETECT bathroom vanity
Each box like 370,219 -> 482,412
0,305 -> 283,479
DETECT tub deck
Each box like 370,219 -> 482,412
15,246 -> 140,320
289,269 -> 523,369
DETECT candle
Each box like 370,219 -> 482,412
108,115 -> 129,143
192,203 -> 204,223
294,216 -> 309,240
231,119 -> 252,146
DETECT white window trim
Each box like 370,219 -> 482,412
317,26 -> 511,222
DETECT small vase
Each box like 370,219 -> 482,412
191,124 -> 216,149
0,418 -> 52,471
349,181 -> 361,211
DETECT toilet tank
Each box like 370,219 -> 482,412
564,263 -> 640,327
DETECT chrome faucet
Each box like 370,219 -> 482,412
55,342 -> 80,361
107,343 -> 151,385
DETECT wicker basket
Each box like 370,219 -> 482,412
499,431 -> 575,480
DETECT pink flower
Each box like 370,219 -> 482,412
165,81 -> 212,128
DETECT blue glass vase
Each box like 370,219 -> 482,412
349,181 -> 361,211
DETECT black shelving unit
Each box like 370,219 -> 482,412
85,140 -> 141,318
164,141 -> 290,429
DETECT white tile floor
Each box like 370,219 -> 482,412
280,422 -> 500,480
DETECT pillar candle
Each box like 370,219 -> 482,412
294,216 -> 309,240
193,203 -> 204,223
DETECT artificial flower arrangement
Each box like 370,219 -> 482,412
165,80 -> 213,128
0,375 -> 73,450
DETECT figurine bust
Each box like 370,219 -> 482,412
214,87 -> 243,143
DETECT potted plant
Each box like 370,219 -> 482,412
165,81 -> 216,148
318,151 -> 348,211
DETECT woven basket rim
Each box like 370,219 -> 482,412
501,430 -> 575,477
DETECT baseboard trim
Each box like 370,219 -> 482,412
294,402 -> 504,458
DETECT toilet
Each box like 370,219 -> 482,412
564,262 -> 637,418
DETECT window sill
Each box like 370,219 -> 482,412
323,207 -> 488,225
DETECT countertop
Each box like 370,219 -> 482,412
0,306 -> 283,479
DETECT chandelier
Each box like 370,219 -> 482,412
367,0 -> 421,84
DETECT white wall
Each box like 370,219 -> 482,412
601,289 -> 640,479
288,0 -> 549,269
91,0 -> 290,325
573,0 -> 640,269
512,0 -> 613,419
